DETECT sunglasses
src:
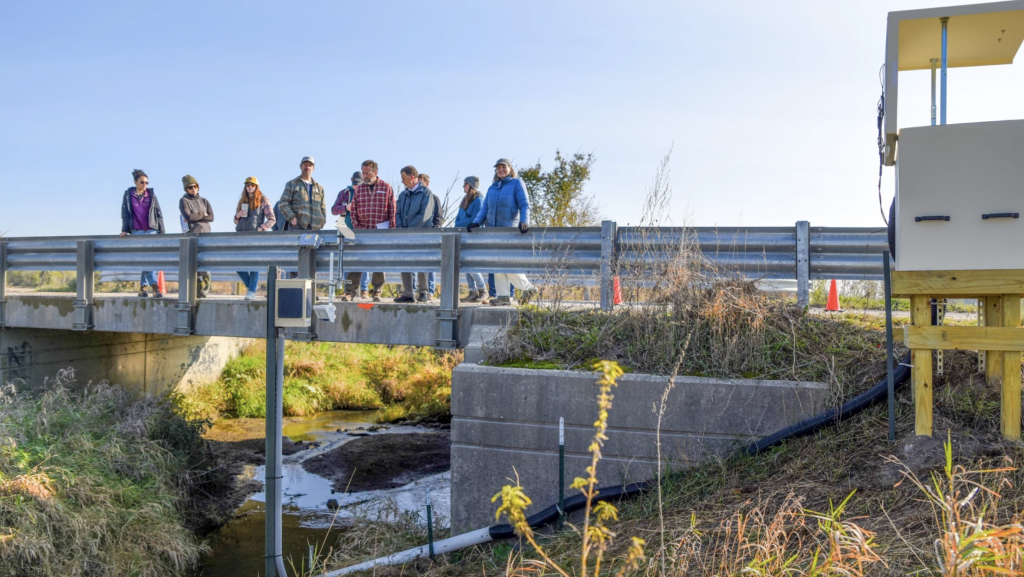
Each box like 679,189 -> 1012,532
187,185 -> 198,190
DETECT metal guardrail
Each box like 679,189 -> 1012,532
0,221 -> 889,333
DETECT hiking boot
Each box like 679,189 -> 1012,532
340,293 -> 354,302
152,290 -> 164,299
394,295 -> 416,303
489,296 -> 512,306
360,291 -> 370,300
416,293 -> 430,303
372,295 -> 382,303
519,287 -> 539,305
461,290 -> 481,303
138,289 -> 149,298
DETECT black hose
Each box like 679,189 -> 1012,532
488,351 -> 913,540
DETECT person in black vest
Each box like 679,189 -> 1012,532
233,176 -> 277,300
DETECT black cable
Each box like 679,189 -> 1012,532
877,63 -> 888,226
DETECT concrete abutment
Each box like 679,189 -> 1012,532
0,327 -> 249,395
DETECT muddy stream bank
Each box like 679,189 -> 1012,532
199,410 -> 451,577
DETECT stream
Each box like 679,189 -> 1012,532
200,411 -> 451,576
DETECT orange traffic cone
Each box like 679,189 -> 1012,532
157,271 -> 167,295
826,279 -> 840,311
613,276 -> 622,305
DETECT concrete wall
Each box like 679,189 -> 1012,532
450,363 -> 830,532
0,327 -> 249,396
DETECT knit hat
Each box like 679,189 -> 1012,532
351,171 -> 363,185
464,176 -> 480,191
244,176 -> 259,186
182,175 -> 199,190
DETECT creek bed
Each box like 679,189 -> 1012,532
200,410 -> 451,576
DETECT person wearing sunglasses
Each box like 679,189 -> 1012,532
119,169 -> 166,298
180,175 -> 214,298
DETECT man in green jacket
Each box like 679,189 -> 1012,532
279,156 -> 326,231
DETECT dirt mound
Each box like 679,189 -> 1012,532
302,432 -> 451,492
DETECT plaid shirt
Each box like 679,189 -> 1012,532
350,178 -> 396,230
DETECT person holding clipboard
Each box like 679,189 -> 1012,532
343,159 -> 395,302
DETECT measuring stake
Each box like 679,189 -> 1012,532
426,489 -> 435,559
883,252 -> 896,442
558,417 -> 565,529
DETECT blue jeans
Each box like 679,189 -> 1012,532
237,271 -> 260,292
465,273 -> 486,291
487,274 -> 513,298
428,272 -> 435,295
360,272 -> 369,292
132,229 -> 159,287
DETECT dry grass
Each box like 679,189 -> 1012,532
0,370 -> 219,576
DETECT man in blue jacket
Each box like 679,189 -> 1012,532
395,165 -> 440,303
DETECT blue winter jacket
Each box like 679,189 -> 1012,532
454,194 -> 483,228
472,177 -> 530,227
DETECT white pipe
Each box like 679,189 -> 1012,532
321,527 -> 493,576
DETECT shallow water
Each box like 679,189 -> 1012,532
200,411 -> 451,577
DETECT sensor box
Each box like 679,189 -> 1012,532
896,119 -> 1024,271
275,279 -> 313,328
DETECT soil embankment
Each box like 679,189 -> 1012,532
302,431 -> 451,492
203,418 -> 306,510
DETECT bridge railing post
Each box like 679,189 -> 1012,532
600,220 -> 618,312
292,245 -> 318,342
175,237 -> 198,336
436,233 -> 460,349
73,240 -> 94,331
0,241 -> 7,328
796,221 -> 810,307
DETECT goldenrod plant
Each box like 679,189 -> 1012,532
492,359 -> 646,577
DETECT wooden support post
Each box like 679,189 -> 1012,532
985,297 -> 1004,391
911,295 -> 933,436
1001,295 -> 1022,439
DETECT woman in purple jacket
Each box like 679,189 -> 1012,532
119,169 -> 165,298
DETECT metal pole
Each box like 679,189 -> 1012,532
930,58 -> 938,126
600,221 -> 617,312
940,17 -> 949,125
426,489 -> 435,559
883,252 -> 896,441
558,417 -> 565,529
265,266 -> 286,577
795,221 -> 810,308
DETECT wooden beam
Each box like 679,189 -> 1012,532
892,269 -> 1024,298
986,297 -> 1004,393
904,325 -> 1024,351
1002,295 -> 1022,440
911,295 -> 933,437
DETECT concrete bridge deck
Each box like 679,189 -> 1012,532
2,291 -> 520,348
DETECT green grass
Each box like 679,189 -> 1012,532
0,375 -> 219,576
174,342 -> 460,423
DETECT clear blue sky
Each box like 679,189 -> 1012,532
3,1 -> 1024,236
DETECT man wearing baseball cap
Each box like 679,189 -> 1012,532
279,156 -> 327,231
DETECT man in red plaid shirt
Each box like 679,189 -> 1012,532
343,159 -> 395,301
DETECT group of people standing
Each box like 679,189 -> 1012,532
118,156 -> 538,306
